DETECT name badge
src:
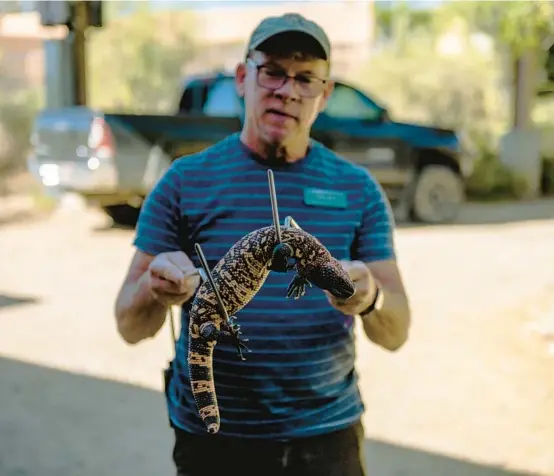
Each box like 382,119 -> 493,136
304,188 -> 348,209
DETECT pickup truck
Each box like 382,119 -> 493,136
27,71 -> 475,226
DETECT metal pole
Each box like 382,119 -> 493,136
513,49 -> 537,130
70,0 -> 88,106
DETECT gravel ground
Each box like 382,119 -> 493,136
1,196 -> 553,476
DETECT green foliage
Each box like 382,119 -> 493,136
440,0 -> 554,57
466,151 -> 529,200
87,8 -> 197,113
374,2 -> 434,40
353,36 -> 509,157
357,0 -> 554,200
541,158 -> 554,196
0,81 -> 42,177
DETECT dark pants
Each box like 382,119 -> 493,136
172,421 -> 367,476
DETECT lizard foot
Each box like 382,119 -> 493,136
221,316 -> 251,361
286,274 -> 312,300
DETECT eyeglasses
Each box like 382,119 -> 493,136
247,59 -> 328,98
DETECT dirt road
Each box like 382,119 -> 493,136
1,198 -> 553,476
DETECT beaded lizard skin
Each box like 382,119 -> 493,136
187,224 -> 356,434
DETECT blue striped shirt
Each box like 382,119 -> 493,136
133,132 -> 396,439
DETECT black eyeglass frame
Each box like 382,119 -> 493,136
246,58 -> 329,98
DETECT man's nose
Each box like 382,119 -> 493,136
274,77 -> 300,100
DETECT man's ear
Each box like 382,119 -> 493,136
318,79 -> 335,113
235,62 -> 247,98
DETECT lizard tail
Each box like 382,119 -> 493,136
187,336 -> 220,434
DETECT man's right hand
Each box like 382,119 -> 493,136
147,251 -> 201,307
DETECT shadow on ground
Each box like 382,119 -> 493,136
92,221 -> 135,233
364,440 -> 538,476
0,356 -> 174,476
0,293 -> 39,310
0,356 -> 542,476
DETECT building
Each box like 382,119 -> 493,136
0,11 -> 64,93
184,1 -> 375,78
0,1 -> 375,96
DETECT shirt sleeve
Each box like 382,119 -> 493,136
351,171 -> 397,262
133,162 -> 183,256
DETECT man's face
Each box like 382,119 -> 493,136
235,48 -> 334,149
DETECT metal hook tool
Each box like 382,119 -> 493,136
267,169 -> 282,244
194,243 -> 229,322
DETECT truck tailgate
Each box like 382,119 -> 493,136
29,107 -> 118,190
31,107 -> 97,164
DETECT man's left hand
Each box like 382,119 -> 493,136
324,260 -> 377,316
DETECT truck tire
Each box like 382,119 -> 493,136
102,204 -> 141,228
411,165 -> 464,224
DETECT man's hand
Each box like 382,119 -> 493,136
148,251 -> 201,307
324,260 -> 377,316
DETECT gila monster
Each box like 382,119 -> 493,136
187,224 -> 356,434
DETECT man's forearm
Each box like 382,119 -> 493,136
115,272 -> 168,344
360,287 -> 411,351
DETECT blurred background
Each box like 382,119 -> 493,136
0,1 -> 553,476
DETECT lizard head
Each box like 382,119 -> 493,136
309,261 -> 356,300
269,242 -> 294,273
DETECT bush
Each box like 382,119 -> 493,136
0,89 -> 41,177
541,158 -> 554,195
348,26 -> 541,199
465,150 -> 529,200
352,36 -> 510,160
87,8 -> 197,113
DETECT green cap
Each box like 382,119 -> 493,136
246,13 -> 331,60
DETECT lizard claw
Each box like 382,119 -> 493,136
222,315 -> 250,360
232,331 -> 250,360
235,338 -> 251,361
286,274 -> 311,300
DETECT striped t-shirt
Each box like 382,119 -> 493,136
133,132 -> 396,439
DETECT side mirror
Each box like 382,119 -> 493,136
360,108 -> 389,123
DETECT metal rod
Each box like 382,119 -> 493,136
267,169 -> 282,244
70,0 -> 88,106
168,306 -> 177,355
194,243 -> 229,322
284,216 -> 301,230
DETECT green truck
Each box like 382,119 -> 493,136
27,72 -> 475,226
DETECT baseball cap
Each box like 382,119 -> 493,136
246,13 -> 331,61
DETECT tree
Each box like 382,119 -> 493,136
441,1 -> 554,56
440,1 -> 554,93
0,48 -> 42,176
87,6 -> 197,113
442,1 -> 554,129
373,1 -> 435,46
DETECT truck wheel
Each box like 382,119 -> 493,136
102,204 -> 141,228
411,165 -> 464,224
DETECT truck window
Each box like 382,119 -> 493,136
203,78 -> 242,117
178,86 -> 195,113
177,80 -> 211,114
324,84 -> 382,121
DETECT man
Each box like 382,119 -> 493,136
114,12 -> 411,476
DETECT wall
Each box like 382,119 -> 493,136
0,12 -> 64,93
185,1 -> 375,78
